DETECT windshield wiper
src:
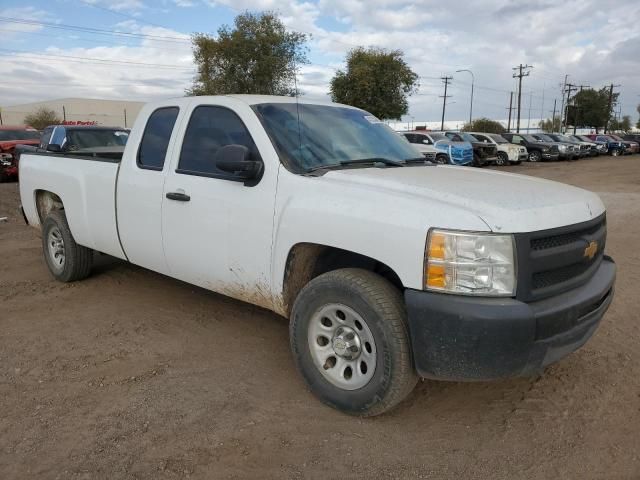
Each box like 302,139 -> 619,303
404,156 -> 436,165
339,157 -> 405,167
304,157 -> 406,175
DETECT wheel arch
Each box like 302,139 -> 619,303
35,189 -> 64,225
280,242 -> 404,318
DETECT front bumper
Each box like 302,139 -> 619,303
542,152 -> 559,161
404,257 -> 616,381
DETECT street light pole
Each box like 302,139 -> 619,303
456,69 -> 474,125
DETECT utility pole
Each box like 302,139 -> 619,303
507,91 -> 514,132
562,83 -> 577,133
559,75 -> 568,133
604,83 -> 621,133
572,85 -> 589,134
440,76 -> 453,131
551,99 -> 557,131
527,92 -> 533,133
513,64 -> 533,133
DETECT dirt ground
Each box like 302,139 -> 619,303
1,155 -> 639,480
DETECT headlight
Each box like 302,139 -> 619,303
558,144 -> 567,151
542,147 -> 549,152
425,229 -> 516,296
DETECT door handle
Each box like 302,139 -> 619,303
166,191 -> 191,202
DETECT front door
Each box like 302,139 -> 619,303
161,101 -> 278,310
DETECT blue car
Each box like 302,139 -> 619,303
402,130 -> 473,166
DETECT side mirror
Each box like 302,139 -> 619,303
46,144 -> 62,153
215,144 -> 262,181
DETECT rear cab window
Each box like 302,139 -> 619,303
137,107 -> 180,170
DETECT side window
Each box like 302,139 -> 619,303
418,135 -> 431,145
403,134 -> 415,143
512,135 -> 523,144
50,127 -> 66,147
40,127 -> 53,148
177,106 -> 260,177
137,107 -> 179,170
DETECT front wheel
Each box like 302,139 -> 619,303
290,269 -> 417,416
528,150 -> 542,162
495,152 -> 509,166
42,210 -> 93,282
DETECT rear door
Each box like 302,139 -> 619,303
116,104 -> 182,275
161,98 -> 278,310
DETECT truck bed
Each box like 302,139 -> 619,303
19,153 -> 126,260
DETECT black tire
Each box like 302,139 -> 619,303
41,210 -> 93,282
435,154 -> 449,164
528,150 -> 542,162
496,152 -> 509,166
290,268 -> 417,416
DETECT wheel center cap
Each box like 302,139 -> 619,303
331,326 -> 361,360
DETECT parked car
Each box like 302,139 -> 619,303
443,131 -> 499,166
36,125 -> 129,159
607,134 -> 639,154
0,125 -> 40,182
622,133 -> 640,144
400,131 -> 473,165
19,95 -> 616,416
531,133 -> 578,160
585,134 -> 626,156
467,132 -> 527,165
501,133 -> 560,162
545,133 -> 590,158
567,135 -> 603,157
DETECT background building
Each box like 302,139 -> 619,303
0,98 -> 145,128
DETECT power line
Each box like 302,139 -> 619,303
0,16 -> 191,43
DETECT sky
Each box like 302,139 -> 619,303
1,0 -> 639,123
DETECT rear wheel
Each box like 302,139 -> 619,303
528,150 -> 542,162
42,210 -> 93,282
435,154 -> 449,164
290,268 -> 417,416
495,152 -> 509,166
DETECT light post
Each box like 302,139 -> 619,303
456,69 -> 474,125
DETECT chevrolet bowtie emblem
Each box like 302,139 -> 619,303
584,241 -> 598,260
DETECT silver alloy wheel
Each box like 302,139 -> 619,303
47,227 -> 65,271
308,303 -> 377,390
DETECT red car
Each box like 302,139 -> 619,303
0,125 -> 41,182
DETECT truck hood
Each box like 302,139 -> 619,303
322,166 -> 604,233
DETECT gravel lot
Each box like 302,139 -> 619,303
1,155 -> 639,479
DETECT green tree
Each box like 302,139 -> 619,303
23,107 -> 61,130
461,118 -> 505,134
609,115 -> 632,133
636,104 -> 640,130
330,47 -> 418,120
539,116 -> 562,133
187,12 -> 308,96
565,87 -> 618,132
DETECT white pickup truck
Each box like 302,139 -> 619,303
19,95 -> 616,416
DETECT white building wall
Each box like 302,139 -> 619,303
0,98 -> 146,128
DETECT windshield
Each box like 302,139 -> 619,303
608,134 -> 624,141
458,133 -> 478,143
555,134 -> 575,142
577,135 -> 592,142
429,133 -> 447,141
254,103 -> 420,172
64,129 -> 129,150
0,129 -> 40,141
522,134 -> 541,142
534,134 -> 554,142
488,134 -> 508,143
